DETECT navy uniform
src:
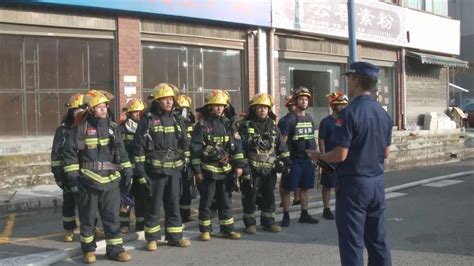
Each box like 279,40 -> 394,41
176,95 -> 196,222
51,94 -> 84,242
333,62 -> 392,266
118,98 -> 147,232
191,89 -> 244,241
239,93 -> 290,234
133,83 -> 191,250
62,90 -> 132,263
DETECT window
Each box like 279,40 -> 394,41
142,43 -> 244,115
0,35 -> 115,136
372,66 -> 396,122
401,0 -> 448,16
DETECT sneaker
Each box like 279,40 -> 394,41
63,230 -> 74,242
94,227 -> 105,238
244,225 -> 257,235
145,240 -> 158,251
169,239 -> 191,247
323,208 -> 335,220
200,232 -> 211,241
121,227 -> 129,234
263,224 -> 282,233
298,213 -> 319,224
83,252 -> 96,264
224,231 -> 241,239
281,215 -> 290,227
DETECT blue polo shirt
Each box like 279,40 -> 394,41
331,95 -> 392,179
318,115 -> 337,153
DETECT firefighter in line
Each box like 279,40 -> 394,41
176,94 -> 197,222
239,93 -> 291,234
118,98 -> 147,233
191,89 -> 245,241
279,87 -> 320,227
318,91 -> 348,220
62,90 -> 133,263
278,95 -> 300,208
133,83 -> 191,251
51,93 -> 84,242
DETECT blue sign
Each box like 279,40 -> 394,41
12,0 -> 271,27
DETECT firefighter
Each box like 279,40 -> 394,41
318,91 -> 348,220
279,86 -> 320,227
176,94 -> 197,222
51,93 -> 84,242
118,98 -> 147,233
133,83 -> 191,251
62,90 -> 133,263
239,93 -> 291,234
191,89 -> 244,241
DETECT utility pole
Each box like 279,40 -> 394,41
348,0 -> 357,63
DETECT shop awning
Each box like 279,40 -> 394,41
407,51 -> 469,69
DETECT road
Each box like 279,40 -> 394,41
53,174 -> 474,265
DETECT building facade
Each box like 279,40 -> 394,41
0,0 -> 465,137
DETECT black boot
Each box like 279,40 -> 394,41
281,212 -> 290,227
322,208 -> 335,220
298,210 -> 319,224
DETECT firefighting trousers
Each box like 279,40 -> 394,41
241,170 -> 277,228
119,181 -> 146,231
179,168 -> 193,219
144,172 -> 183,243
198,175 -> 235,234
62,191 -> 77,230
76,185 -> 124,258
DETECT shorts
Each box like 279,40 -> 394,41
320,172 -> 337,188
283,159 -> 315,192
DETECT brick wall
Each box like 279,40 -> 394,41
117,16 -> 141,121
247,33 -> 257,101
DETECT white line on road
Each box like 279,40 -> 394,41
422,179 -> 464,187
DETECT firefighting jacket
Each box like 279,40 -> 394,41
239,117 -> 291,175
51,123 -> 72,183
62,116 -> 133,191
133,109 -> 190,181
190,114 -> 245,180
119,118 -> 138,156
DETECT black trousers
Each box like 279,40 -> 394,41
179,167 -> 193,219
198,174 -> 235,234
62,191 -> 77,230
119,181 -> 146,231
76,185 -> 124,258
144,172 -> 183,243
241,169 -> 277,228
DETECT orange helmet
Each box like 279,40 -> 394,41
327,91 -> 349,106
284,95 -> 295,108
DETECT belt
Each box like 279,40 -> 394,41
248,152 -> 276,164
81,161 -> 123,171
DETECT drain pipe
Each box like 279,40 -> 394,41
269,28 -> 276,97
257,28 -> 268,94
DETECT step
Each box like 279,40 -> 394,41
0,153 -> 51,167
0,136 -> 53,155
0,173 -> 55,191
0,163 -> 51,178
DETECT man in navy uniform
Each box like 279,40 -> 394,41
309,61 -> 392,266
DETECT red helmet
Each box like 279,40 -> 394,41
327,91 -> 349,106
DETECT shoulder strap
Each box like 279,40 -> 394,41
77,121 -> 87,151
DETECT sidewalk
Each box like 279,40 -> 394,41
0,159 -> 472,264
1,158 -> 473,216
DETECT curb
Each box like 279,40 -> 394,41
1,170 -> 473,265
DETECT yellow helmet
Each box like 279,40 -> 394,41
206,89 -> 229,106
124,98 -> 146,113
151,83 -> 177,101
250,93 -> 273,108
83,90 -> 110,109
65,93 -> 84,109
176,95 -> 192,108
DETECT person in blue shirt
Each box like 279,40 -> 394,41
309,62 -> 392,266
279,87 -> 320,227
318,91 -> 348,220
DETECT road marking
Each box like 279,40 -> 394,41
0,232 -> 64,245
385,192 -> 407,199
422,179 -> 464,187
0,214 -> 15,244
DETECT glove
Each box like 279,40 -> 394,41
55,180 -> 66,191
232,173 -> 240,193
66,174 -> 80,193
138,175 -> 152,195
120,175 -> 132,194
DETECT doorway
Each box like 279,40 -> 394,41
293,70 -> 331,128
